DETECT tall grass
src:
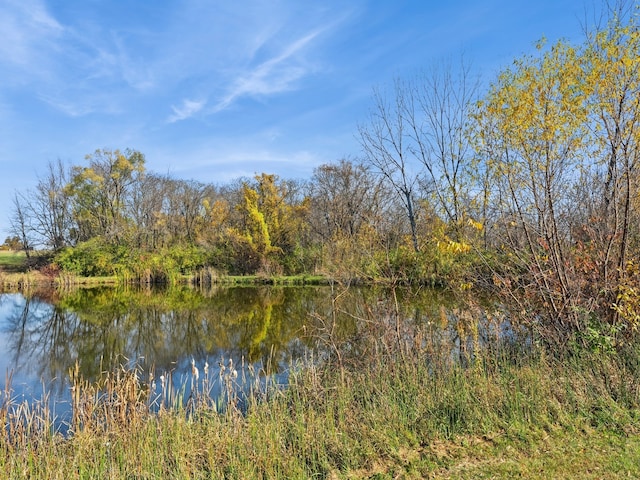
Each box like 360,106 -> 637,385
1,306 -> 639,478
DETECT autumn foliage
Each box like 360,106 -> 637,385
10,4 -> 640,348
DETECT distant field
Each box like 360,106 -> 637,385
0,250 -> 28,273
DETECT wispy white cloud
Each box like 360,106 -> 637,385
168,98 -> 206,123
0,0 -> 63,74
0,0 -> 349,123
73,32 -> 157,92
211,27 -> 327,113
110,34 -> 156,92
37,95 -> 95,118
0,0 -> 162,118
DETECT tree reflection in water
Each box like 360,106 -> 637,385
1,286 -> 326,390
0,284 -> 506,415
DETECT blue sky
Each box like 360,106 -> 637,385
0,0 -> 588,237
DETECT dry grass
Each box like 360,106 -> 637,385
0,307 -> 639,478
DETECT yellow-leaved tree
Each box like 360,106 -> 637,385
228,173 -> 308,275
65,148 -> 145,244
476,4 -> 640,345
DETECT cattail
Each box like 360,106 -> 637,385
191,358 -> 199,382
203,361 -> 209,376
229,358 -> 238,379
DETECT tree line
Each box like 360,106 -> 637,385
9,3 -> 640,346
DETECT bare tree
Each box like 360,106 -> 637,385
359,59 -> 482,251
308,158 -> 387,241
30,159 -> 73,250
170,179 -> 208,244
409,58 -> 481,238
358,81 -> 422,252
129,173 -> 171,249
10,193 -> 34,259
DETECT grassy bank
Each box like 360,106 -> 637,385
0,250 -> 328,289
0,273 -> 328,290
222,273 -> 329,285
1,320 -> 638,479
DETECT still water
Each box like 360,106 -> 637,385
0,284 -> 491,420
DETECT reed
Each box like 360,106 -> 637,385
1,319 -> 639,478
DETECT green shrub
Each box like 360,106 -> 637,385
55,238 -> 119,276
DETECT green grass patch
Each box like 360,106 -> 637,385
221,274 -> 329,285
0,250 -> 28,273
57,274 -> 119,286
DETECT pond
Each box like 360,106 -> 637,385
0,284 -> 507,425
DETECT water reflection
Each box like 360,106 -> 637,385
1,286 -> 330,391
0,284 -> 515,412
